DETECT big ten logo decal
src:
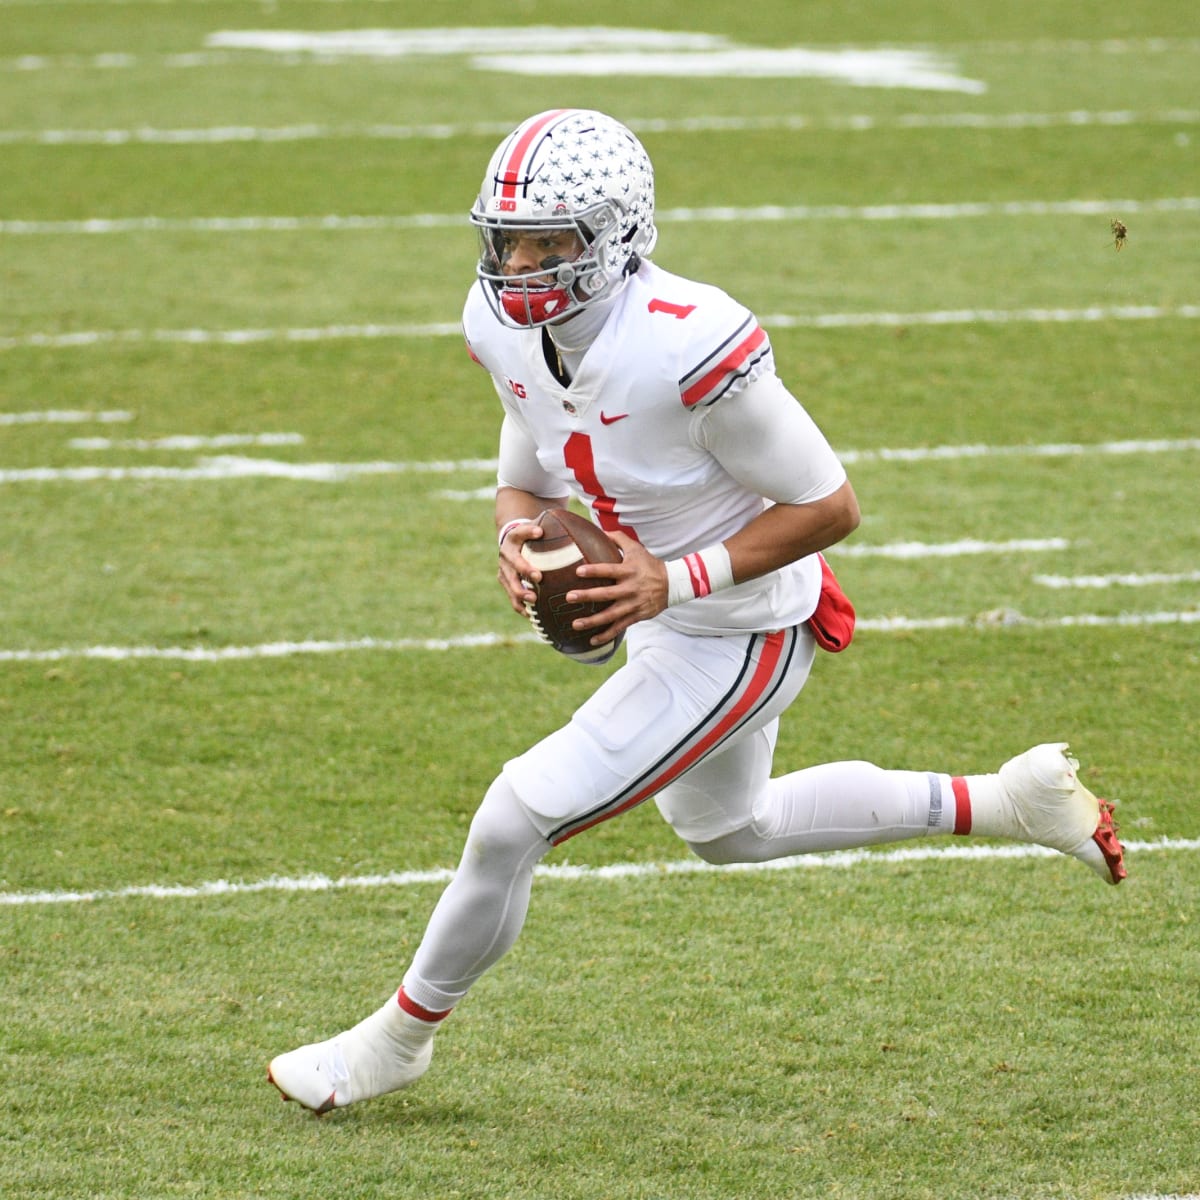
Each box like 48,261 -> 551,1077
507,379 -> 527,398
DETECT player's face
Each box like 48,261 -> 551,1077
498,228 -> 584,280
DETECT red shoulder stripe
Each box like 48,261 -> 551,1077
681,323 -> 769,408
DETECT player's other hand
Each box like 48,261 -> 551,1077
567,531 -> 667,644
498,522 -> 542,615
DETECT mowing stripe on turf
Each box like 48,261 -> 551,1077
2,838 -> 1197,908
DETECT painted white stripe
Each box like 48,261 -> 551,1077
5,197 -> 1197,236
0,409 -> 133,425
2,110 -> 1198,146
3,836 -> 1196,908
67,432 -> 303,451
2,26 -> 1198,49
669,197 -> 1200,223
4,307 -> 1199,355
861,610 -> 1200,632
1035,569 -> 1200,589
0,454 -> 495,483
1,610 -> 1197,665
763,304 -> 1200,329
0,213 -> 464,235
6,32 -> 1198,69
0,634 -> 530,664
838,437 -> 1200,462
439,486 -> 500,501
836,537 -> 1068,559
2,438 -> 1197,486
204,28 -> 727,56
477,47 -> 985,91
0,322 -> 461,351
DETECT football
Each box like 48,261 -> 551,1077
520,508 -> 624,665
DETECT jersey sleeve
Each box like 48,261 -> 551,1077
462,281 -> 501,377
496,412 -> 563,498
694,372 -> 847,505
677,312 -> 774,409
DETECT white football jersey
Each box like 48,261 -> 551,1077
463,261 -> 846,635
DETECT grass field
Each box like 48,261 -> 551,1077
2,2 -> 1199,1197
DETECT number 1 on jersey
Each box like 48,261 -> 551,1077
648,299 -> 697,320
563,432 -> 638,540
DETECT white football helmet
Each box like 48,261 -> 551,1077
470,109 -> 657,328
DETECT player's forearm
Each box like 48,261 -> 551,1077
494,485 -> 569,539
724,481 -> 860,583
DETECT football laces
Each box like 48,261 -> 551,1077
523,597 -> 553,645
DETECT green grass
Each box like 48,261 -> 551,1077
2,2 -> 1199,1197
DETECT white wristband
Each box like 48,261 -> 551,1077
498,517 -> 536,547
664,543 -> 735,606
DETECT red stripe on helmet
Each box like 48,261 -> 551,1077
499,108 -> 573,198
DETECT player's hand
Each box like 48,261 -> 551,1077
567,531 -> 668,644
498,522 -> 541,616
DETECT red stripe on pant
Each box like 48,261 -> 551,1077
551,630 -> 789,844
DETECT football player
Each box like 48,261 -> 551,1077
268,109 -> 1126,1114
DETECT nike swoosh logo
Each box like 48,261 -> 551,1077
599,411 -> 630,425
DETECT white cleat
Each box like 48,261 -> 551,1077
997,742 -> 1127,885
268,1000 -> 434,1114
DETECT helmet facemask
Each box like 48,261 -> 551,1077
473,202 -> 638,329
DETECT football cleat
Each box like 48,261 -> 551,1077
997,742 -> 1127,884
268,1001 -> 434,1114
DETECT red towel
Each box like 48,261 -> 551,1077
807,553 -> 856,653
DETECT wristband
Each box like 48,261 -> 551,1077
664,543 -> 734,606
498,517 -> 536,547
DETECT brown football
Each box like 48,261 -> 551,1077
520,508 -> 624,665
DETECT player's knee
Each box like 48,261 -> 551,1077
464,776 -> 551,866
686,829 -> 746,866
685,825 -> 769,866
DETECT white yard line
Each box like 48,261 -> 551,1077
68,432 -> 303,451
0,409 -> 133,424
3,306 -> 1199,355
1,610 -> 1197,666
2,439 -> 1197,485
1035,569 -> 1200,589
2,111 -> 1199,144
3,837 -> 1197,908
2,34 -> 1199,68
836,538 -> 1069,558
4,197 -> 1198,236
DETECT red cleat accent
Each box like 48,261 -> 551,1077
266,1064 -> 335,1116
1093,799 -> 1128,885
